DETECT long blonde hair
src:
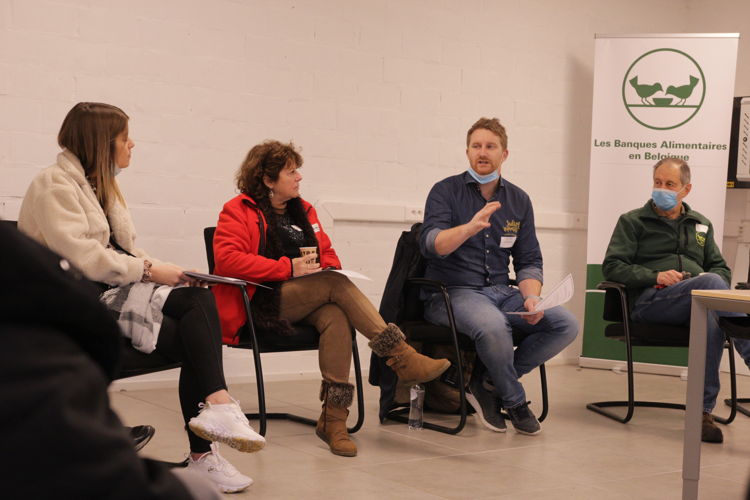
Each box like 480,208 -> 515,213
58,102 -> 128,213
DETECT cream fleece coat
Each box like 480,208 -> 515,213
18,150 -> 160,286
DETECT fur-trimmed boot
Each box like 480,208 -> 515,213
369,323 -> 451,385
316,381 -> 357,457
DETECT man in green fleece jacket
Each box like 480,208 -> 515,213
603,157 -> 750,444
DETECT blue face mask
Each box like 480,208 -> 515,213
651,187 -> 683,211
466,168 -> 499,184
111,161 -> 124,177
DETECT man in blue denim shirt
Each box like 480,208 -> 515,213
420,117 -> 579,435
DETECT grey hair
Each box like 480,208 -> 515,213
653,157 -> 691,185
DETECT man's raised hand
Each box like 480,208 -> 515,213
468,201 -> 501,235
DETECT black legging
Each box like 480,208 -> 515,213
154,287 -> 227,453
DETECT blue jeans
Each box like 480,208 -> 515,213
631,273 -> 750,413
424,285 -> 579,408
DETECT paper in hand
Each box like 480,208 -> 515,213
506,273 -> 574,315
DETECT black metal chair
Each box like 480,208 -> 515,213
373,223 -> 548,434
719,315 -> 750,416
722,277 -> 750,415
587,281 -> 739,425
203,226 -> 365,437
117,337 -> 182,379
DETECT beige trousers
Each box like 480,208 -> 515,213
279,271 -> 387,385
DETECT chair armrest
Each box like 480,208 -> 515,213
404,277 -> 462,342
405,277 -> 467,326
597,281 -> 630,324
408,277 -> 518,290
406,277 -> 448,293
597,281 -> 627,293
183,271 -> 249,288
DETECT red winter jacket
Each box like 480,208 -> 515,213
212,194 -> 341,344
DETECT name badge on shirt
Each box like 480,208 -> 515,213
499,236 -> 516,248
695,223 -> 708,247
312,223 -> 320,233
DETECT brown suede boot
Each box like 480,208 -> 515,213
316,381 -> 357,457
369,323 -> 451,385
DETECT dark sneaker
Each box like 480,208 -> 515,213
130,425 -> 155,452
465,375 -> 506,432
701,413 -> 723,443
506,401 -> 541,435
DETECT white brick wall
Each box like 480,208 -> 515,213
3,0 -> 750,382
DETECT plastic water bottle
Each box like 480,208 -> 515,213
408,384 -> 425,430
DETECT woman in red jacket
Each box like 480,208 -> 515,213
212,140 -> 449,457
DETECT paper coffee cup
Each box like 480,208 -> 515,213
299,246 -> 319,263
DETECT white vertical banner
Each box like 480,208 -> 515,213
582,34 -> 739,367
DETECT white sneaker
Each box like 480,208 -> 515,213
187,444 -> 253,493
188,398 -> 266,453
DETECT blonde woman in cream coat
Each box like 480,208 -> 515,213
18,102 -> 263,494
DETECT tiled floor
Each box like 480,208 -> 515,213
110,365 -> 750,499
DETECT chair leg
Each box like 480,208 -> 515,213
724,398 -> 750,417
348,334 -> 365,434
384,333 -> 469,434
240,289 -> 317,434
397,290 -> 468,435
244,326 -> 366,435
422,355 -> 468,434
586,332 -> 685,423
385,385 -> 468,435
537,363 -> 548,423
246,333 -> 273,435
243,358 -> 320,429
714,338 -> 737,425
387,352 -> 547,430
239,289 -> 270,436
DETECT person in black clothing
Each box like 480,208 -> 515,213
0,221 -> 221,500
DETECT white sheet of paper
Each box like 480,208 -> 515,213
332,269 -> 372,281
506,273 -> 574,315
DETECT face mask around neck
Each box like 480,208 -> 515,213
467,168 -> 499,185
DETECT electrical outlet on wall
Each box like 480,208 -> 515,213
405,206 -> 424,222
